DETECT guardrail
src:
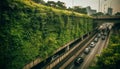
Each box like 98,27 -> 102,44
24,31 -> 96,69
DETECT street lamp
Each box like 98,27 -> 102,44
98,0 -> 101,12
110,0 -> 113,8
102,0 -> 107,14
100,0 -> 107,14
104,4 -> 107,14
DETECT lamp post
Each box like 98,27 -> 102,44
101,0 -> 107,14
71,0 -> 74,15
72,0 -> 74,8
110,0 -> 113,8
104,4 -> 107,14
98,0 -> 101,12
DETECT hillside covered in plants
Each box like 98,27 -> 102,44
0,0 -> 93,69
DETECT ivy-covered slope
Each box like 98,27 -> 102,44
0,0 -> 93,69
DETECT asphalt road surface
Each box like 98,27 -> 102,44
65,36 -> 107,69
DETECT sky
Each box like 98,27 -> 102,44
44,0 -> 120,14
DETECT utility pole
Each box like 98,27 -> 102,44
104,4 -> 107,14
110,0 -> 113,8
98,0 -> 101,12
103,0 -> 107,14
71,0 -> 74,14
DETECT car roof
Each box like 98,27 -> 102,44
91,42 -> 94,44
85,48 -> 89,50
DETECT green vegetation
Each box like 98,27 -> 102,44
68,6 -> 87,14
90,29 -> 120,69
115,12 -> 120,16
0,0 -> 93,69
97,31 -> 120,69
46,1 -> 66,9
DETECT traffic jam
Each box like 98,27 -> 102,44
74,23 -> 113,66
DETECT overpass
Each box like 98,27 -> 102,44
93,15 -> 120,23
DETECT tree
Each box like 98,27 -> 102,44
73,6 -> 87,14
97,45 -> 120,69
46,1 -> 56,7
67,7 -> 73,11
56,1 -> 66,9
67,6 -> 87,14
115,12 -> 120,16
92,12 -> 104,16
96,29 -> 120,69
32,0 -> 45,4
46,1 -> 66,9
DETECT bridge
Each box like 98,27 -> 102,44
93,15 -> 120,23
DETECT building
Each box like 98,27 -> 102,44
91,10 -> 97,14
107,8 -> 113,15
86,6 -> 96,15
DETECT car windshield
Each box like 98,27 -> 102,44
77,58 -> 82,62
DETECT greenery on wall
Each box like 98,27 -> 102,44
0,0 -> 93,69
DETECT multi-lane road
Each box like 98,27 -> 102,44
31,22 -> 113,69
44,23 -> 112,69
65,34 -> 109,69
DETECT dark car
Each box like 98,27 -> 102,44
74,57 -> 84,66
104,32 -> 107,36
102,36 -> 105,40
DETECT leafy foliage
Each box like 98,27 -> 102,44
67,6 -> 87,14
115,12 -> 120,16
0,0 -> 93,69
46,1 -> 66,9
96,29 -> 120,69
32,0 -> 45,4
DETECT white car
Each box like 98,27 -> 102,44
84,47 -> 91,54
90,42 -> 95,48
94,37 -> 98,42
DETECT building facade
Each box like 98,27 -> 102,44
107,8 -> 113,15
86,6 -> 96,15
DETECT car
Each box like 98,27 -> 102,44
89,42 -> 95,48
51,55 -> 59,61
102,36 -> 105,40
101,32 -> 104,36
104,32 -> 107,36
84,47 -> 91,54
74,57 -> 84,66
94,37 -> 98,42
97,33 -> 101,38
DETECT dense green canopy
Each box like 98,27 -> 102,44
0,0 -> 93,69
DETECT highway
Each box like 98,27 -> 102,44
51,32 -> 97,69
65,35 -> 108,69
42,23 -> 112,69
